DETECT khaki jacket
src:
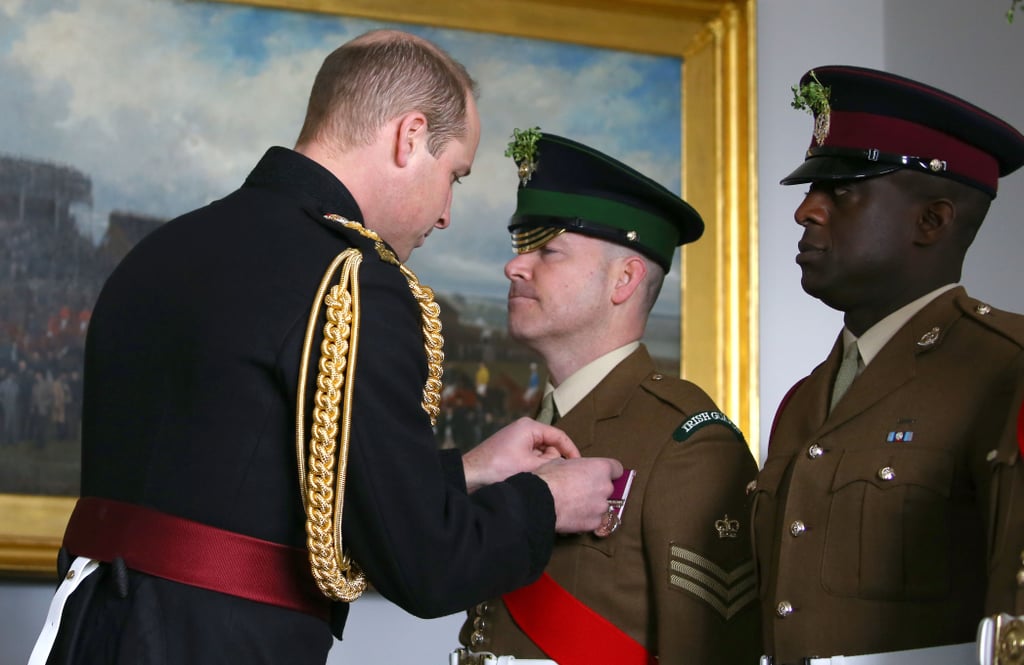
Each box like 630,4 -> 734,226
753,287 -> 1024,662
460,346 -> 761,665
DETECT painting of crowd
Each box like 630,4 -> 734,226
0,155 -> 162,496
432,301 -> 547,452
0,154 -> 678,494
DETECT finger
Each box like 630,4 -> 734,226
540,427 -> 580,459
536,446 -> 562,460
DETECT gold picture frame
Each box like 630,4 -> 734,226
0,0 -> 758,575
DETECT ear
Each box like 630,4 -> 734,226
610,256 -> 648,305
392,111 -> 429,168
913,198 -> 955,246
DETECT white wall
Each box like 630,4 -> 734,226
756,0 -> 1024,460
6,2 -> 1024,663
756,0 -> 885,459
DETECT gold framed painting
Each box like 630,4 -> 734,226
0,0 -> 757,575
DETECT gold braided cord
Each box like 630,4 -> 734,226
296,247 -> 366,602
292,214 -> 446,603
323,214 -> 443,425
399,263 -> 444,425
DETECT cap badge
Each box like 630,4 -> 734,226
791,70 -> 832,146
916,326 -> 941,348
505,126 -> 542,186
626,230 -> 638,242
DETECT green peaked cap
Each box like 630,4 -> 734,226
505,130 -> 704,271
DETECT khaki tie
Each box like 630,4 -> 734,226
829,341 -> 863,413
536,391 -> 559,425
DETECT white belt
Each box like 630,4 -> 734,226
27,557 -> 100,665
759,641 -> 976,665
450,648 -> 557,665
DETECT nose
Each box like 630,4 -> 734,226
435,188 -> 454,230
794,190 -> 828,227
504,252 -> 531,281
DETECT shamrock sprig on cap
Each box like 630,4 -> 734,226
791,70 -> 832,146
505,126 -> 542,186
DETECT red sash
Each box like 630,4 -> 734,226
503,572 -> 657,665
62,496 -> 330,620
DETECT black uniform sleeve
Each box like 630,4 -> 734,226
290,250 -> 554,618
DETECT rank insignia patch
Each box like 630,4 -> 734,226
715,514 -> 740,539
668,545 -> 756,619
886,431 -> 914,443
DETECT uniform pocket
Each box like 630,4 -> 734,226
822,447 -> 954,600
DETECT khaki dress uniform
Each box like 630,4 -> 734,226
985,371 -> 1024,616
752,287 -> 1024,662
460,345 -> 761,665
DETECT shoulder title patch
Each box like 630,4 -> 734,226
673,410 -> 745,443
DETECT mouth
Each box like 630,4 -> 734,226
507,288 -> 537,304
796,240 -> 825,264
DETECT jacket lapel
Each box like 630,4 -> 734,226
819,288 -> 966,434
556,346 -> 655,455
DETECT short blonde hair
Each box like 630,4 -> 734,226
297,30 -> 478,156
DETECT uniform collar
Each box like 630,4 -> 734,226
546,341 -> 640,417
245,147 -> 363,220
843,283 -> 959,366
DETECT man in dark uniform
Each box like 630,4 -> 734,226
27,30 -> 623,665
453,131 -> 761,665
752,65 -> 1024,664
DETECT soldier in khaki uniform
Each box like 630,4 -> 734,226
752,65 -> 1024,664
454,131 -> 761,665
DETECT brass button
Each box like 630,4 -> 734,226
1016,569 -> 1024,587
807,444 -> 824,459
976,304 -> 992,315
475,601 -> 490,615
746,480 -> 757,495
651,373 -> 664,381
473,616 -> 487,631
877,466 -> 895,481
66,570 -> 76,581
776,601 -> 794,617
790,520 -> 806,537
987,449 -> 999,462
470,630 -> 487,647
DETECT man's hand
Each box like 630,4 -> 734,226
462,417 -> 581,493
534,457 -> 624,533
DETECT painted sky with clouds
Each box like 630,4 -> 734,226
0,0 -> 683,314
